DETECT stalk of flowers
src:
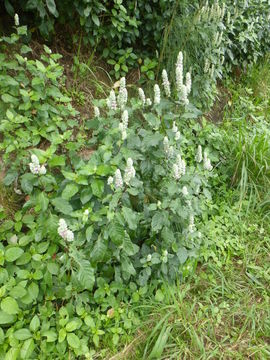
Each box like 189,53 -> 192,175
29,154 -> 46,175
58,219 -> 74,242
195,145 -> 203,163
114,169 -> 123,189
124,158 -> 136,185
203,151 -> 213,171
117,77 -> 128,109
154,84 -> 161,105
173,155 -> 186,180
14,14 -> 19,26
175,51 -> 183,92
188,214 -> 196,233
94,106 -> 100,117
107,90 -> 117,110
162,69 -> 171,97
180,84 -> 189,105
185,72 -> 192,95
138,88 -> 146,106
146,98 -> 152,106
172,121 -> 181,140
118,109 -> 129,140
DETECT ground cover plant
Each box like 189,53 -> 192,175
0,7 -> 269,360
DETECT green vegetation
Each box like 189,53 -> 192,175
0,3 -> 270,359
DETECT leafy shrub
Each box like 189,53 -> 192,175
0,25 -> 217,356
160,0 -> 270,108
3,0 -> 175,78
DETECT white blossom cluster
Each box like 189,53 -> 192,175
107,90 -> 117,110
195,145 -> 203,163
108,159 -> 136,190
94,106 -> 100,117
173,154 -> 186,180
146,98 -> 152,106
138,88 -> 146,106
117,77 -> 128,109
162,69 -> 171,97
154,84 -> 161,105
188,214 -> 196,233
119,110 -> 128,140
114,169 -> 123,189
163,137 -> 174,158
124,158 -> 136,185
182,186 -> 189,196
14,13 -> 19,26
58,219 -> 74,242
172,121 -> 180,141
199,2 -> 225,22
175,51 -> 191,105
29,154 -> 46,175
203,150 -> 213,171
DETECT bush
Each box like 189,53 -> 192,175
0,25 -> 218,356
3,0 -> 175,79
160,0 -> 270,108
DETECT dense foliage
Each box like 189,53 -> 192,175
161,0 -> 270,107
0,25 -> 219,357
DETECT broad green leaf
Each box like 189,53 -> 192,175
20,338 -> 35,359
29,315 -> 40,332
51,197 -> 73,215
67,333 -> 80,349
47,262 -> 59,275
28,282 -> 39,300
151,211 -> 169,232
109,221 -> 125,245
0,310 -> 16,324
77,260 -> 95,291
155,289 -> 165,302
13,328 -> 32,340
122,207 -> 138,230
42,330 -> 57,342
58,328 -> 66,343
1,297 -> 19,315
92,14 -> 100,26
62,183 -> 79,200
5,247 -> 24,262
91,179 -> 104,198
66,320 -> 80,332
46,0 -> 59,17
91,238 -> 106,263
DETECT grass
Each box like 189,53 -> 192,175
111,218 -> 270,360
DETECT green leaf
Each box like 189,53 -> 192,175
77,260 -> 95,290
5,247 -> 24,262
48,155 -> 65,167
13,328 -> 32,340
37,192 -> 49,212
42,330 -> 57,342
46,0 -> 59,17
58,328 -> 66,343
122,207 -> 138,230
20,173 -> 36,194
66,320 -> 80,332
155,289 -> 165,302
28,282 -> 39,300
47,262 -> 59,275
91,179 -> 104,198
1,297 -> 19,315
109,221 -> 125,245
0,310 -> 16,324
67,333 -> 80,349
91,238 -> 106,263
92,14 -> 100,26
151,211 -> 169,232
51,198 -> 73,215
161,227 -> 175,245
29,315 -> 40,332
62,183 -> 79,200
20,338 -> 35,359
